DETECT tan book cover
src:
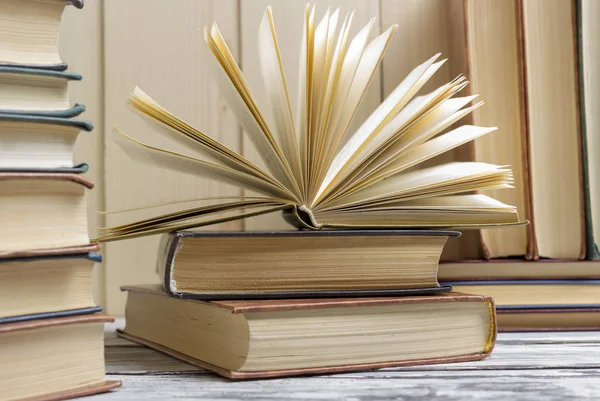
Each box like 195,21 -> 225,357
119,287 -> 496,379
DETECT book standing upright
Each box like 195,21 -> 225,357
437,0 -> 600,332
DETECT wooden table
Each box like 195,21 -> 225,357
90,320 -> 600,400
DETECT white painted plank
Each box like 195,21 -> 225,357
59,0 -> 106,305
102,0 -> 242,315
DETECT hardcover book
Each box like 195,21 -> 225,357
0,163 -> 90,175
0,114 -> 93,170
443,279 -> 600,308
498,306 -> 600,332
577,0 -> 600,260
439,260 -> 600,281
0,173 -> 92,252
120,285 -> 496,379
97,4 -> 524,242
0,313 -> 121,401
0,244 -> 102,323
157,230 -> 458,299
519,0 -> 585,259
462,0 -> 531,259
0,0 -> 83,71
0,66 -> 84,117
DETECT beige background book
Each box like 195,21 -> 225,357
463,0 -> 529,259
520,0 -> 585,259
62,0 -> 518,315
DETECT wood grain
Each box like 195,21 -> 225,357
105,338 -> 600,374
59,0 -> 105,305
93,370 -> 600,401
94,319 -> 600,400
96,325 -> 600,400
102,0 -> 242,315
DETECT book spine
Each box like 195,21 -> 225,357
484,297 -> 497,354
576,0 -> 600,260
0,62 -> 68,71
461,0 -> 491,260
157,233 -> 181,295
68,0 -> 85,9
515,0 -> 538,260
570,0 -> 588,260
0,104 -> 86,119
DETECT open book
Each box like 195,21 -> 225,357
98,4 -> 523,242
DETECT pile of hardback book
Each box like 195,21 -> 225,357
108,4 -> 510,379
0,1 -> 120,399
119,230 -> 497,379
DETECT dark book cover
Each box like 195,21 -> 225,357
67,0 -> 84,8
0,62 -> 69,72
0,104 -> 86,119
0,163 -> 89,174
0,66 -> 81,81
0,242 -> 99,260
0,306 -> 103,324
0,113 -> 93,131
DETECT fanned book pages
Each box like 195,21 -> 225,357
98,4 -> 524,242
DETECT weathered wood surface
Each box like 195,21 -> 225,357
90,322 -> 600,400
89,370 -> 600,401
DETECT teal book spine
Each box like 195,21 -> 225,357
0,104 -> 86,118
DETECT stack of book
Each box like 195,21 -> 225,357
0,1 -> 120,399
436,0 -> 600,331
120,230 -> 497,378
105,3 -> 517,374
